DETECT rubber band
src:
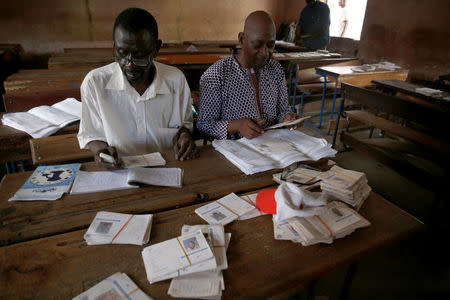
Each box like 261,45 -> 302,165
314,215 -> 333,237
216,200 -> 240,217
176,237 -> 191,265
111,214 -> 134,243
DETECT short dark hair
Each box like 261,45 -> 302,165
113,8 -> 158,41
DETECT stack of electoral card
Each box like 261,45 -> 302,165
272,164 -> 322,191
317,165 -> 371,210
142,230 -> 216,284
168,225 -> 231,299
73,272 -> 152,300
84,211 -> 153,245
273,201 -> 370,246
194,193 -> 256,225
9,163 -> 81,201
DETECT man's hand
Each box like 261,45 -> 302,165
282,112 -> 303,131
173,130 -> 198,161
228,118 -> 265,139
86,140 -> 122,169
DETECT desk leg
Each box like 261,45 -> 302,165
318,75 -> 327,128
307,279 -> 317,300
338,262 -> 358,300
329,76 -> 339,121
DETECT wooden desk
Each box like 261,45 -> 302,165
0,145 -> 293,246
372,79 -> 450,111
0,117 -> 79,163
0,192 -> 423,299
315,66 -> 408,89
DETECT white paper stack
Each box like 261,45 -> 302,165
142,230 -> 216,283
318,165 -> 371,210
274,201 -> 370,246
238,193 -> 268,220
73,272 -> 152,300
212,129 -> 336,175
2,98 -> 81,138
84,211 -> 153,245
168,225 -> 231,299
195,193 -> 256,225
272,164 -> 322,191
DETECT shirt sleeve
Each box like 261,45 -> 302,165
275,63 -> 292,122
196,69 -> 229,140
77,74 -> 107,149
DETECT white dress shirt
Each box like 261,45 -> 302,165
78,61 -> 193,156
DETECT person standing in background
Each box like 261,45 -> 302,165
296,0 -> 331,50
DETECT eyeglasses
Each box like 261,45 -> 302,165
113,50 -> 152,67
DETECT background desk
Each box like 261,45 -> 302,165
0,191 -> 423,299
0,145 -> 301,246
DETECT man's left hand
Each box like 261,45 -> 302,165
173,131 -> 198,161
282,112 -> 303,130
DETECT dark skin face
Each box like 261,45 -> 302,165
113,25 -> 162,95
237,24 -> 276,70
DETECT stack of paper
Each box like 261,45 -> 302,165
415,87 -> 443,97
272,164 -> 322,191
73,272 -> 152,300
84,211 -> 153,245
122,152 -> 166,168
195,193 -> 256,225
168,225 -> 231,299
317,165 -> 371,210
9,163 -> 81,201
212,129 -> 336,175
274,201 -> 370,246
238,193 -> 267,220
142,230 -> 216,283
1,98 -> 81,138
70,167 -> 183,194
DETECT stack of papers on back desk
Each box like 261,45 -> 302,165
212,130 -> 336,175
73,272 -> 153,300
274,201 -> 370,246
84,211 -> 153,245
318,165 -> 371,210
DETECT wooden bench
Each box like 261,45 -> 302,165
29,133 -> 92,165
332,83 -> 449,221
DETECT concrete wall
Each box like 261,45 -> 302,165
0,0 -> 283,54
359,0 -> 450,81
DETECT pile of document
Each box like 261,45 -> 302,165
317,165 -> 371,210
9,163 -> 81,201
71,167 -> 183,194
73,272 -> 152,300
84,211 -> 153,245
274,201 -> 370,246
351,61 -> 401,73
272,163 -> 322,191
213,129 -> 336,175
415,87 -> 444,97
272,51 -> 341,59
1,98 -> 81,138
167,225 -> 231,299
195,193 -> 256,225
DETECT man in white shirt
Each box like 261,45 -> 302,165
78,8 -> 196,168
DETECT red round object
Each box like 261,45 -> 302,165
256,188 -> 278,214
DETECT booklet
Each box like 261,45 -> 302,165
1,98 -> 81,138
142,230 -> 216,283
121,152 -> 166,168
84,211 -> 153,245
195,193 -> 256,225
265,116 -> 311,130
212,129 -> 337,175
70,167 -> 183,194
9,163 -> 81,201
73,272 -> 152,300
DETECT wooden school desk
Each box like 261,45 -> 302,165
0,191 -> 423,299
1,145 -> 312,246
311,66 -> 409,135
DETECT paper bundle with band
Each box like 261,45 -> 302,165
84,211 -> 152,245
317,165 -> 371,210
168,225 -> 231,299
142,230 -> 216,284
72,272 -> 152,300
195,193 -> 256,225
272,163 -> 322,191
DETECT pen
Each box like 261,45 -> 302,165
99,153 -> 116,164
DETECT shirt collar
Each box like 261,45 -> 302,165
105,62 -> 170,101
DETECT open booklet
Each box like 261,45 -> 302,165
9,163 -> 81,201
212,129 -> 337,175
1,98 -> 81,138
70,167 -> 183,194
265,116 -> 311,130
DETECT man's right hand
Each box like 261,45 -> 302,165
86,140 -> 122,169
227,118 -> 265,139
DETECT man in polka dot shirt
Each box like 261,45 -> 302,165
197,10 -> 298,140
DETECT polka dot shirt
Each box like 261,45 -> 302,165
197,56 -> 291,140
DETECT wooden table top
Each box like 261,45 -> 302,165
0,145 -> 293,246
372,79 -> 450,108
0,191 -> 424,299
